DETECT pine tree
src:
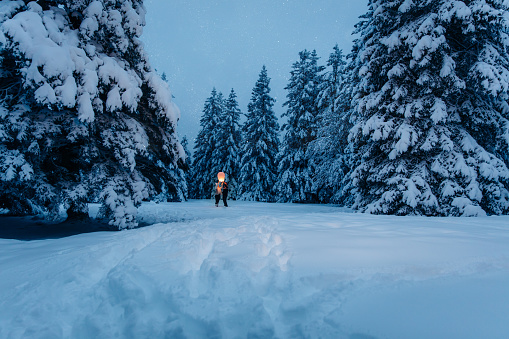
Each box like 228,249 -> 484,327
189,88 -> 224,199
276,50 -> 324,202
317,45 -> 346,117
238,66 -> 280,201
308,45 -> 349,202
342,0 -> 509,216
212,88 -> 243,199
323,10 -> 378,206
180,135 -> 192,184
0,1 -> 186,228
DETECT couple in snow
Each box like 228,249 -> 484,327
214,172 -> 229,207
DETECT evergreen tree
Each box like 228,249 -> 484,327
212,88 -> 243,199
342,0 -> 509,216
238,66 -> 280,201
275,50 -> 324,202
180,135 -> 192,183
190,88 -> 224,198
322,10 -> 379,206
308,45 -> 350,202
0,1 -> 186,228
317,45 -> 346,117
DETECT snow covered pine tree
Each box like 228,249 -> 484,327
308,45 -> 350,203
343,0 -> 509,216
276,50 -> 324,203
213,89 -> 243,199
180,135 -> 192,184
0,0 -> 186,228
189,88 -> 224,199
238,66 -> 280,202
190,88 -> 242,200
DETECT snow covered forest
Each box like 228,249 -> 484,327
2,1 -> 509,338
189,1 -> 509,216
2,0 -> 509,228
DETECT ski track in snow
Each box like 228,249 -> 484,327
1,200 -> 509,338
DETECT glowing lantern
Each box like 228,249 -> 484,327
217,172 -> 225,182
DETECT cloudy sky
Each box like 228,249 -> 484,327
141,0 -> 368,146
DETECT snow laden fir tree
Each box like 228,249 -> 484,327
276,50 -> 324,203
190,88 -> 242,199
0,0 -> 186,228
189,88 -> 224,199
216,89 -> 242,199
238,66 -> 280,202
309,45 -> 350,203
339,0 -> 509,216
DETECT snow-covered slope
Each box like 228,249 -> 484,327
1,200 -> 508,338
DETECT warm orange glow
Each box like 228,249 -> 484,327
217,172 -> 225,182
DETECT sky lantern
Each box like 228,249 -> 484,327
217,172 -> 225,182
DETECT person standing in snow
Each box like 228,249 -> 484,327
221,180 -> 229,207
214,172 -> 228,207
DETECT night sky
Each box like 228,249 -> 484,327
141,0 -> 368,147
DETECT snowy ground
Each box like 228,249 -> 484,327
1,200 -> 509,339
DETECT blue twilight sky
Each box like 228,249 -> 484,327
141,0 -> 368,147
